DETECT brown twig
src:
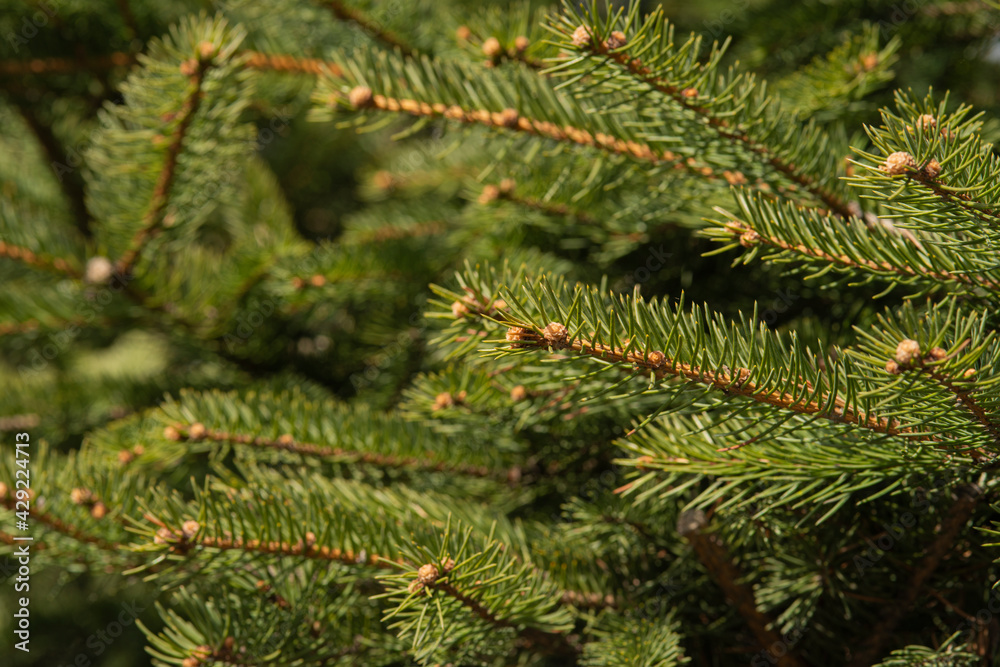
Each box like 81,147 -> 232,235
677,510 -> 809,667
846,483 -> 983,667
344,90 -> 720,178
0,51 -> 134,76
243,51 -> 342,76
160,525 -> 401,568
0,240 -> 80,277
0,495 -> 120,551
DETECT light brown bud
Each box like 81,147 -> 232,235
348,86 -> 374,109
646,350 -> 666,369
605,31 -> 626,49
881,151 -> 916,176
739,230 -> 760,247
188,423 -> 207,440
542,322 -> 569,349
510,385 -> 528,402
506,326 -> 537,348
478,184 -> 500,204
894,339 -> 921,366
417,563 -> 440,585
182,520 -> 200,539
482,37 -> 502,58
514,36 -> 530,52
571,25 -> 593,47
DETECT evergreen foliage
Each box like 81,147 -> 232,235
2,1 -> 1000,665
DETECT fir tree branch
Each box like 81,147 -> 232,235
427,580 -> 580,657
0,529 -> 46,549
918,363 -> 998,461
349,219 -> 446,243
847,483 -> 983,667
917,176 -> 1000,226
720,216 -> 1000,293
0,495 -> 121,551
479,180 -> 597,224
114,55 -> 211,277
505,325 -> 907,437
243,51 -> 342,76
13,102 -> 93,239
155,523 -> 402,568
343,89 -> 687,166
165,422 -> 503,478
0,240 -> 81,277
0,52 -> 134,75
321,0 -> 416,57
458,25 -> 545,70
564,23 -> 854,219
677,510 -> 809,667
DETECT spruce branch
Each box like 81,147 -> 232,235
0,52 -> 134,76
677,509 -> 809,667
336,88 -> 665,161
243,50 -> 343,76
318,50 -> 728,184
549,2 -> 856,218
0,494 -> 121,551
709,194 -> 1000,297
458,24 -> 545,70
428,579 -> 579,657
502,319 -> 902,436
164,421 -> 503,478
479,179 -> 597,225
148,515 -> 402,568
850,91 -> 1000,238
916,361 -> 998,462
0,240 -> 80,277
114,54 -> 210,277
847,483 -> 983,667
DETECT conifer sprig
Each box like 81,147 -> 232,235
546,0 -> 866,218
706,191 -> 1000,298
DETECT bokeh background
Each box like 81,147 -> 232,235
0,1 -> 998,664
